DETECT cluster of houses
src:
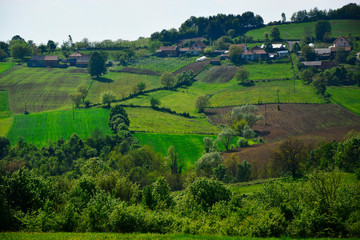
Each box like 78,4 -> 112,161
302,35 -> 351,70
27,52 -> 90,68
156,40 -> 207,57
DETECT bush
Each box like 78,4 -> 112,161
237,137 -> 248,147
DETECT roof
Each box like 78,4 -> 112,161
272,43 -> 285,49
229,44 -> 247,50
333,35 -> 349,44
179,47 -> 202,52
44,56 -> 58,61
76,55 -> 90,64
252,49 -> 267,55
277,50 -> 289,54
242,50 -> 253,55
330,47 -> 351,52
302,61 -> 322,67
158,46 -> 178,51
30,55 -> 45,61
69,52 -> 85,57
196,56 -> 207,62
314,48 -> 331,55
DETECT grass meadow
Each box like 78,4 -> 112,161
0,117 -> 13,137
245,63 -> 294,80
6,108 -> 112,146
87,71 -> 162,104
327,86 -> 360,116
125,107 -> 219,135
115,57 -> 196,73
0,67 -> 93,114
0,90 -> 11,118
245,19 -> 360,40
0,62 -> 15,74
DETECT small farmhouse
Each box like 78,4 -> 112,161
314,48 -> 331,60
332,36 -> 350,48
69,52 -> 85,66
27,55 -> 45,67
76,55 -> 90,67
44,56 -> 59,67
241,49 -> 268,61
156,46 -> 179,57
302,61 -> 338,70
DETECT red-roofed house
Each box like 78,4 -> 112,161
332,36 -> 350,48
44,56 -> 59,67
156,46 -> 179,57
69,52 -> 86,66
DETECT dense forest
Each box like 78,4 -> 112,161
0,105 -> 360,237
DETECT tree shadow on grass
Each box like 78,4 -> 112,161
94,77 -> 114,83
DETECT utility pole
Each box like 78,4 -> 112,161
264,103 -> 267,125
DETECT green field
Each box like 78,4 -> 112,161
0,62 -> 15,74
123,79 -> 325,115
0,117 -> 13,137
6,108 -> 112,146
125,107 -> 219,135
115,57 -> 196,73
87,71 -> 162,104
246,63 -> 294,80
0,91 -> 11,118
245,19 -> 360,40
0,67 -> 93,114
328,86 -> 360,116
134,133 -> 213,168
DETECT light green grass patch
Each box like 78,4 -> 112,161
0,62 -> 15,74
125,107 -> 219,135
246,63 -> 294,80
7,108 -> 112,146
115,57 -> 196,73
87,72 -> 162,104
245,19 -> 360,40
328,86 -> 360,116
0,116 -> 13,137
0,67 -> 93,114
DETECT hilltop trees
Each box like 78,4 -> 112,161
10,40 -> 31,60
270,26 -> 281,41
88,52 -> 107,78
315,20 -> 331,41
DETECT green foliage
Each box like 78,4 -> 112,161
315,20 -> 331,41
236,160 -> 251,182
160,73 -> 176,89
229,45 -> 242,63
235,67 -> 250,84
10,40 -> 31,60
150,97 -> 160,108
237,137 -> 248,148
300,69 -> 315,84
196,152 -> 223,177
311,74 -> 327,95
217,127 -> 236,151
88,52 -> 107,78
186,178 -> 232,211
335,136 -> 360,172
301,45 -> 316,61
101,91 -> 115,107
195,95 -> 210,113
270,26 -> 281,41
335,47 -> 349,63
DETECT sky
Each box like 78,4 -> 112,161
0,0 -> 358,44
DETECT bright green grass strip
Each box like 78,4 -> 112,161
245,19 -> 360,40
246,63 -> 294,80
0,116 -> 13,137
0,91 -> 11,118
125,107 -> 219,135
327,86 -> 360,116
87,72 -> 162,104
0,67 -> 93,114
7,108 -> 112,146
115,57 -> 196,73
0,62 -> 15,74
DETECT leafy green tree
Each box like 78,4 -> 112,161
0,137 -> 10,159
300,69 -> 315,84
47,40 -> 57,51
217,127 -> 236,151
235,67 -> 250,84
281,13 -> 286,23
167,146 -> 182,175
229,105 -> 263,127
10,40 -> 31,60
137,82 -> 146,92
335,136 -> 360,172
88,52 -> 107,78
242,125 -> 255,139
77,85 -> 88,103
315,20 -> 331,41
229,45 -> 242,63
150,97 -> 160,108
311,74 -> 327,95
0,49 -> 7,61
101,91 -> 115,107
196,152 -> 223,177
186,178 -> 232,211
270,26 -> 281,41
335,47 -> 349,63
301,45 -> 316,61
203,137 -> 216,153
153,177 -> 174,209
195,95 -> 210,113
236,160 -> 251,182
69,92 -> 82,107
160,73 -> 176,89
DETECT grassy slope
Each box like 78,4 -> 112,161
327,86 -> 360,116
87,72 -> 162,104
245,19 -> 360,40
0,91 -> 11,118
7,108 -> 112,146
246,63 -> 294,80
0,67 -> 92,114
0,117 -> 13,137
115,57 -> 196,73
125,107 -> 219,135
0,62 -> 15,74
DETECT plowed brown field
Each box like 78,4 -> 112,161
205,104 -> 360,178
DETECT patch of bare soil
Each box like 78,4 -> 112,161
173,60 -> 210,75
206,104 -> 360,178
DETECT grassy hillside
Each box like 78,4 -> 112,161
114,57 -> 196,73
245,19 -> 360,40
0,62 -> 15,74
7,108 -> 112,146
122,79 -> 325,115
0,91 -> 11,118
328,86 -> 360,116
125,107 -> 219,135
87,71 -> 162,104
0,67 -> 93,114
0,117 -> 13,137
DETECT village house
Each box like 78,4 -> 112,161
302,61 -> 338,70
241,49 -> 268,61
261,43 -> 287,52
314,48 -> 332,60
156,46 -> 179,57
332,36 -> 350,48
69,52 -> 85,66
76,55 -> 90,67
27,55 -> 59,67
44,56 -> 59,67
179,47 -> 202,56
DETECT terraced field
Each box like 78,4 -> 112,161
0,62 -> 14,74
328,86 -> 360,116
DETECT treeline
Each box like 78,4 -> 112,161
1,106 -> 360,237
151,12 -> 264,44
291,3 -> 360,23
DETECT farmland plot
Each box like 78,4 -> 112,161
0,67 -> 92,114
